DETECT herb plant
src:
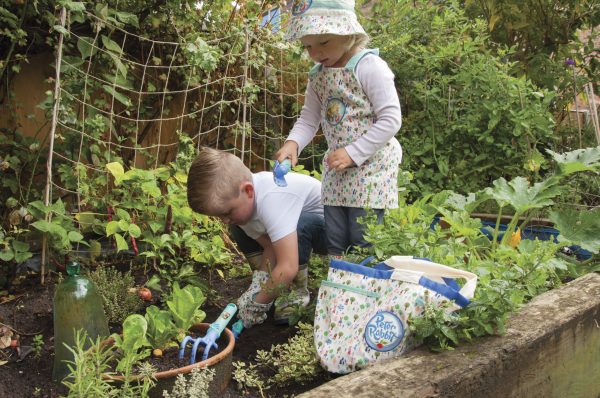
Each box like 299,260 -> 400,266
233,322 -> 325,392
162,367 -> 215,398
87,267 -> 144,324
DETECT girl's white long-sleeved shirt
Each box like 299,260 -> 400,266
287,53 -> 402,166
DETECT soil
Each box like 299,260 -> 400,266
0,266 -> 333,398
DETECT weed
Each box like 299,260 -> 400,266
32,334 -> 44,359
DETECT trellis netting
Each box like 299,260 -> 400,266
40,5 -> 324,280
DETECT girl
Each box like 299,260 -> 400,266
276,0 -> 403,257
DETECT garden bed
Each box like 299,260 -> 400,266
0,269 -> 331,398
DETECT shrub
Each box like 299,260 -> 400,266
363,0 -> 555,196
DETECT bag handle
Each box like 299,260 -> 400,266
418,276 -> 471,308
384,256 -> 477,302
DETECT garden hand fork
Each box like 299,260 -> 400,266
178,303 -> 237,364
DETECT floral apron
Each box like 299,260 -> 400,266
309,48 -> 401,209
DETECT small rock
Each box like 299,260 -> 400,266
17,345 -> 34,362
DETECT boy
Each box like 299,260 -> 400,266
187,147 -> 327,328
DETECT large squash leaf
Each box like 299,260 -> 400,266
549,209 -> 600,254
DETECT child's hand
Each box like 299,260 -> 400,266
248,270 -> 270,294
275,141 -> 299,166
326,148 -> 355,171
237,290 -> 273,328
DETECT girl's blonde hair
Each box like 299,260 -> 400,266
349,33 -> 370,52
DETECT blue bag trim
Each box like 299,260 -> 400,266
418,276 -> 470,308
330,258 -> 393,280
373,262 -> 393,271
442,277 -> 461,291
330,257 -> 471,307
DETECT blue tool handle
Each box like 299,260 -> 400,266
273,159 -> 292,187
208,303 -> 237,336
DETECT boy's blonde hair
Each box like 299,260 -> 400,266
187,147 -> 252,214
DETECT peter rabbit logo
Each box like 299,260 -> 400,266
292,0 -> 312,15
325,97 -> 346,126
364,311 -> 404,352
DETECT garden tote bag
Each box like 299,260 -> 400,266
313,256 -> 477,374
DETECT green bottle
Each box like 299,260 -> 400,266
52,261 -> 109,382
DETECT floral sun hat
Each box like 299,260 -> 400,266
285,0 -> 367,41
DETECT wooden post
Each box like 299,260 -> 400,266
240,26 -> 250,163
41,7 -> 67,285
585,83 -> 600,145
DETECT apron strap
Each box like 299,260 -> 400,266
308,48 -> 380,77
345,48 -> 379,72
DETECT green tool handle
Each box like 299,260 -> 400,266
208,303 -> 237,335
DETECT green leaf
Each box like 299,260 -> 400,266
60,1 -> 86,12
141,181 -> 161,198
53,25 -> 69,35
114,11 -> 139,27
167,283 -> 206,331
77,36 -> 97,59
12,240 -> 30,252
549,209 -> 600,254
114,233 -> 129,252
109,53 -> 128,78
118,219 -> 129,231
14,251 -> 32,263
115,208 -> 131,222
145,306 -> 175,349
547,146 -> 600,175
106,162 -> 125,185
485,176 -> 562,214
146,274 -> 163,292
444,192 -> 484,213
128,224 -> 141,238
116,314 -> 149,362
102,85 -> 131,107
31,220 -> 52,233
67,230 -> 84,242
101,35 -> 123,54
0,251 -> 14,262
106,220 -> 120,236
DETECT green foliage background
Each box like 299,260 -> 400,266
362,0 -> 599,196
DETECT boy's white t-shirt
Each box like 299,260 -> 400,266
239,172 -> 323,242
